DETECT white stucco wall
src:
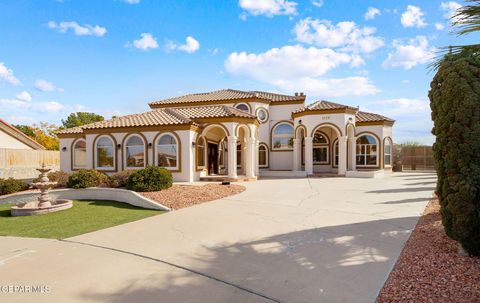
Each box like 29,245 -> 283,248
0,130 -> 34,149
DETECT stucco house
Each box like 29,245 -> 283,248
57,89 -> 394,181
0,119 -> 45,150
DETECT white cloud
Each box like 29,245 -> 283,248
34,79 -> 64,92
0,62 -> 20,85
16,91 -> 32,102
239,0 -> 297,17
401,5 -> 427,28
367,98 -> 429,116
311,0 -> 323,8
0,99 -> 65,113
382,36 -> 435,69
48,21 -> 107,37
293,18 -> 384,53
365,7 -> 381,20
166,36 -> 200,53
401,79 -> 411,84
127,33 -> 159,51
435,22 -> 445,30
225,44 -> 379,97
440,2 -> 462,20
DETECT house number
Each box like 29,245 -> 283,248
322,116 -> 330,120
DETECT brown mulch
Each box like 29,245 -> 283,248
377,198 -> 480,303
139,183 -> 245,210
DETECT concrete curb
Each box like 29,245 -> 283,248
0,188 -> 170,211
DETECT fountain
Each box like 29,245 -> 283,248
10,164 -> 72,216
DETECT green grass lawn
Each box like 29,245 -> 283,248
0,200 -> 163,239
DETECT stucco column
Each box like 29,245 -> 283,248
338,136 -> 347,175
227,136 -> 238,179
304,136 -> 313,175
254,140 -> 260,176
293,138 -> 301,171
245,137 -> 255,178
348,136 -> 356,171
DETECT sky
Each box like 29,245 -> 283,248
0,0 -> 478,144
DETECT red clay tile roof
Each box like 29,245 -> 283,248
293,100 -> 358,114
149,89 -> 305,107
355,111 -> 395,123
57,105 -> 257,135
0,119 -> 45,150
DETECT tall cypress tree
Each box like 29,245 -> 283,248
429,48 -> 480,255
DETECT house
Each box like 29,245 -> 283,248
57,89 -> 394,181
0,119 -> 45,150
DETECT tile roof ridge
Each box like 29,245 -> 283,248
163,108 -> 192,124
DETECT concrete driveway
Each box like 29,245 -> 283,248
0,172 -> 437,303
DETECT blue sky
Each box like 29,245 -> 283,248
0,0 -> 477,144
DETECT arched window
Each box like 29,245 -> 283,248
313,130 -> 329,164
384,137 -> 392,166
96,136 -> 115,170
272,122 -> 294,150
73,139 -> 86,169
259,144 -> 269,167
235,103 -> 250,113
197,137 -> 205,168
156,134 -> 178,170
333,140 -> 339,167
356,135 -> 378,166
125,135 -> 145,168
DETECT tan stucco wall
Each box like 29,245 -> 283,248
0,130 -> 34,150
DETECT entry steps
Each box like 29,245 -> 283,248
259,170 -> 308,178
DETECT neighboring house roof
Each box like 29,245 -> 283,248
148,89 -> 305,108
355,111 -> 395,123
0,119 -> 45,150
57,105 -> 257,135
293,100 -> 358,114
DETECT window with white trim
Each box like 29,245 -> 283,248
156,134 -> 178,170
356,135 -> 378,166
272,123 -> 294,150
384,138 -> 392,166
313,131 -> 329,164
197,137 -> 205,167
125,135 -> 145,168
73,139 -> 87,169
259,144 -> 268,167
235,103 -> 250,113
96,136 -> 115,170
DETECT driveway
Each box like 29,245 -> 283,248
0,172 -> 436,303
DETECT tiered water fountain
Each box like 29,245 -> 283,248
11,164 -> 72,216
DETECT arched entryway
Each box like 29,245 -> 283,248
197,124 -> 229,176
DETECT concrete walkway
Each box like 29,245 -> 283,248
0,172 -> 437,303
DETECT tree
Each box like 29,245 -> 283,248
14,123 -> 60,151
429,47 -> 480,255
62,112 -> 104,129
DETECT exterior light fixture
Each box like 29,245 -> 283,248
148,142 -> 152,148
192,142 -> 196,148
117,144 -> 121,150
61,147 -> 67,152
299,119 -> 302,125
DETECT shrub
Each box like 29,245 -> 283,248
126,166 -> 172,192
429,48 -> 480,255
33,171 -> 70,188
0,178 -> 28,195
109,170 -> 135,188
66,169 -> 109,189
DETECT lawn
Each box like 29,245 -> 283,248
0,200 -> 163,239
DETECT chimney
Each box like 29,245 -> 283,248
299,92 -> 305,96
294,92 -> 299,96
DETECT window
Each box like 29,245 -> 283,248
384,138 -> 392,166
73,139 -> 86,169
237,143 -> 242,167
272,123 -> 294,150
197,137 -> 205,167
333,140 -> 339,167
96,136 -> 115,170
235,103 -> 250,113
356,135 -> 378,166
125,135 -> 145,168
313,131 -> 329,164
259,144 -> 268,167
256,108 -> 268,123
156,134 -> 178,170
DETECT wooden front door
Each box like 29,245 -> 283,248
207,143 -> 219,175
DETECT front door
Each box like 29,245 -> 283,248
207,143 -> 219,175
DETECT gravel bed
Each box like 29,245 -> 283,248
139,183 -> 245,210
377,198 -> 480,303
